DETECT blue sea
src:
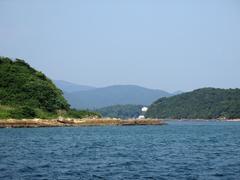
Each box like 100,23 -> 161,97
0,121 -> 240,180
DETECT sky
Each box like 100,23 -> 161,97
0,0 -> 240,92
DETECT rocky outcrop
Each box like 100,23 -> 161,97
0,118 -> 165,128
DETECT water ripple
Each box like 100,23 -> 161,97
0,121 -> 240,179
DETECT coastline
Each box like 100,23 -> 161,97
1,118 -> 239,128
224,119 -> 240,122
163,118 -> 240,122
0,118 -> 165,128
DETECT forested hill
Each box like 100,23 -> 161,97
146,88 -> 240,119
0,57 -> 100,119
0,57 -> 69,111
96,105 -> 143,119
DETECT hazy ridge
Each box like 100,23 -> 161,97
55,81 -> 172,109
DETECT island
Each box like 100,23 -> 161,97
146,88 -> 240,119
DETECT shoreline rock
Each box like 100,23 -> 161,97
0,118 -> 165,128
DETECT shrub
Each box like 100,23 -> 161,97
10,106 -> 37,119
65,109 -> 101,119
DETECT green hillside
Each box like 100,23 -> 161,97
96,105 -> 143,119
0,57 -> 100,119
146,88 -> 240,119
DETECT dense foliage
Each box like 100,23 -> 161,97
96,105 -> 143,119
64,109 -> 101,119
146,88 -> 240,119
0,57 -> 99,119
0,57 -> 69,112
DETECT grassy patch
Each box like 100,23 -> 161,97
0,105 -> 101,120
0,105 -> 14,119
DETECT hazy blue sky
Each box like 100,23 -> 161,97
0,0 -> 239,92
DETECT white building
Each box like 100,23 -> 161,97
141,107 -> 148,112
138,107 -> 148,119
138,115 -> 145,119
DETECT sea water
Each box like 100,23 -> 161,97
0,121 -> 240,179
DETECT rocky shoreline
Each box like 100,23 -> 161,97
0,118 -> 165,128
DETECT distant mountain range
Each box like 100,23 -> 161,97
54,80 -> 95,92
54,80 -> 174,109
